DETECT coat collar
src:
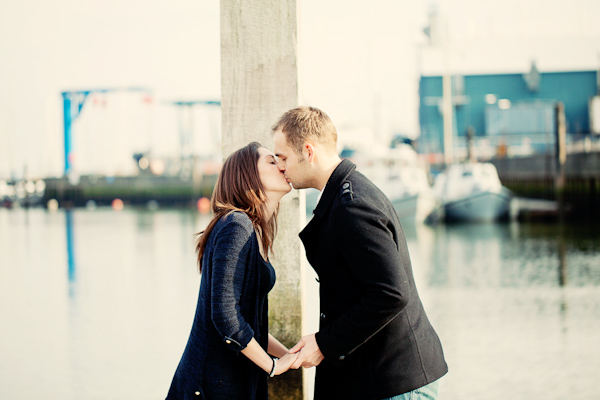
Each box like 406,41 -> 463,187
313,159 -> 356,218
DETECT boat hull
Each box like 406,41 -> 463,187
392,193 -> 441,225
391,194 -> 419,225
444,189 -> 511,222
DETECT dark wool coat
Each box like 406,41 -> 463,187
300,159 -> 448,400
166,212 -> 273,400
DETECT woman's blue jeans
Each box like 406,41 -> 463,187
380,379 -> 441,400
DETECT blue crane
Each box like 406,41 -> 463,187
61,87 -> 152,177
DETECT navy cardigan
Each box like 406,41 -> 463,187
166,212 -> 273,400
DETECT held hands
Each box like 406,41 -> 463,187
288,333 -> 324,369
269,332 -> 324,374
273,351 -> 300,375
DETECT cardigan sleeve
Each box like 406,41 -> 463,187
209,213 -> 256,352
315,198 -> 409,365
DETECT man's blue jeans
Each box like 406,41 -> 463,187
380,379 -> 441,400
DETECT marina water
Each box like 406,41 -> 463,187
1,207 -> 599,400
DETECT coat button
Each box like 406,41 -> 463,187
339,355 -> 345,361
320,313 -> 326,319
195,391 -> 201,396
225,339 -> 232,344
343,182 -> 350,189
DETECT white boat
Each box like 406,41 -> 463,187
344,145 -> 442,225
380,163 -> 441,225
433,163 -> 512,222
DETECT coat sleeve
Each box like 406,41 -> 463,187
315,199 -> 410,365
210,214 -> 256,352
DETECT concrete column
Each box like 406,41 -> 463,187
220,1 -> 307,399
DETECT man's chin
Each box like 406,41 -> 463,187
290,183 -> 307,190
286,178 -> 308,190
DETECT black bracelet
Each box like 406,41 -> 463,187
269,357 -> 278,378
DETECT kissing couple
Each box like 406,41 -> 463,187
165,106 -> 447,400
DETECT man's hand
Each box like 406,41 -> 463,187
288,333 -> 324,369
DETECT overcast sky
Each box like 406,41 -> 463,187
1,0 -> 599,178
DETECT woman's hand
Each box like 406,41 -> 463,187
274,351 -> 300,375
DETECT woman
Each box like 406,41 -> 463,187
166,142 -> 298,400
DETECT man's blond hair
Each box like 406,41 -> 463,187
272,106 -> 338,157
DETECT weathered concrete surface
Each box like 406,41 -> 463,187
221,1 -> 309,399
221,0 -> 300,158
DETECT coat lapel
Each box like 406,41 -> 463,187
299,159 -> 357,273
312,159 -> 356,218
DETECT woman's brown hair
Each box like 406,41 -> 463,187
195,142 -> 278,272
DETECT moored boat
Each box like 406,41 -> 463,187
345,144 -> 442,225
433,163 -> 511,222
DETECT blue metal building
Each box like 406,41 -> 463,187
418,69 -> 598,155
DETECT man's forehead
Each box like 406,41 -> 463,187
273,133 -> 290,156
273,130 -> 286,143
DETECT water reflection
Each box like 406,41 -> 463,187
402,221 -> 600,400
406,222 -> 600,290
66,210 -> 77,294
0,209 -> 599,400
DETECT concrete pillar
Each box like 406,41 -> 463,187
220,1 -> 307,399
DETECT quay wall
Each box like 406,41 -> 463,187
491,152 -> 600,219
43,175 -> 218,208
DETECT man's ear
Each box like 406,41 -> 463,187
305,143 -> 315,163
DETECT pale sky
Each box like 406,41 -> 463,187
1,0 -> 599,178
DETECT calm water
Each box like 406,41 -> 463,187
1,207 -> 599,400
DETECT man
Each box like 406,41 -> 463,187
272,106 -> 448,400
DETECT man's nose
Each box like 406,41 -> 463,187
276,162 -> 285,172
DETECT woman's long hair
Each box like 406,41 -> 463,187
195,142 -> 278,272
